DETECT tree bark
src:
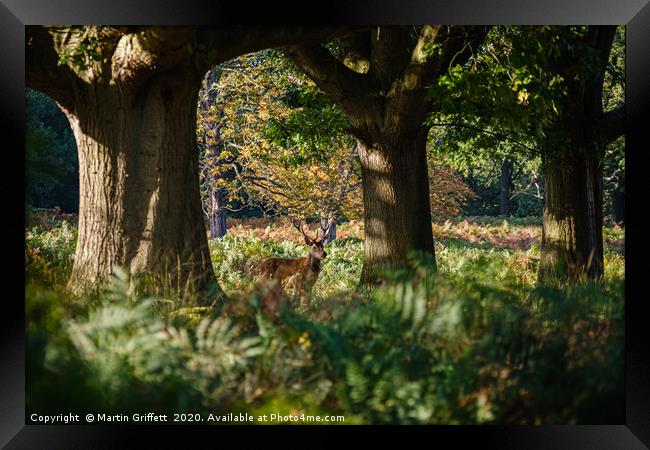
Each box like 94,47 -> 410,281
612,175 -> 624,225
26,26 -> 351,297
539,144 -> 604,282
199,68 -> 228,240
320,215 -> 337,245
209,187 -> 228,239
500,160 -> 513,216
285,26 -> 488,285
357,130 -> 435,283
64,64 -> 216,297
538,25 -> 621,283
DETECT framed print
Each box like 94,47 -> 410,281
3,0 -> 649,447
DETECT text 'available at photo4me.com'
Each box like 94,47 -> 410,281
29,412 -> 347,424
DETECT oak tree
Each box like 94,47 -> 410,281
26,26 -> 348,297
284,26 -> 488,283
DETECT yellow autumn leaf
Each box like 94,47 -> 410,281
517,89 -> 530,105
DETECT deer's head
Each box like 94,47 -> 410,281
293,219 -> 328,261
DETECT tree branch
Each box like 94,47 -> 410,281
585,25 -> 617,118
385,26 -> 490,130
283,42 -> 375,120
430,121 -> 537,153
196,26 -> 361,69
110,26 -> 197,86
335,30 -> 372,73
28,26 -> 357,105
368,26 -> 415,90
26,26 -> 79,112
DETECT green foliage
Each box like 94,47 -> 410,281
25,89 -> 78,211
312,237 -> 364,298
208,234 -> 305,293
29,268 -> 265,416
426,26 -> 624,219
25,218 -> 77,286
26,218 -> 624,424
265,99 -> 350,166
198,50 -> 361,222
56,27 -> 105,71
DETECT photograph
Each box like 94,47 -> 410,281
22,24 -> 631,428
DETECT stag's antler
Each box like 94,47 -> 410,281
292,218 -> 317,244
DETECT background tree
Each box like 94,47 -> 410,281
200,49 -> 478,245
198,50 -> 363,244
600,30 -> 625,226
26,25 -> 350,297
604,138 -> 625,225
532,26 -> 624,282
426,25 -> 625,282
285,26 -> 489,283
197,67 -> 229,239
427,121 -> 543,218
25,89 -> 78,212
499,160 -> 513,216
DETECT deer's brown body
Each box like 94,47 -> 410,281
255,220 -> 328,311
256,254 -> 322,292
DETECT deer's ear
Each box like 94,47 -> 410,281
304,236 -> 312,245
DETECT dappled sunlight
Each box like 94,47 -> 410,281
25,24 -> 626,426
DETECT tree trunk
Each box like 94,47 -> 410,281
539,145 -> 604,283
209,187 -> 228,239
200,68 -> 229,240
537,26 -> 619,284
320,215 -> 337,244
64,65 -> 217,298
284,26 -> 488,286
612,175 -> 624,225
500,160 -> 513,216
26,26 -> 360,300
357,130 -> 435,284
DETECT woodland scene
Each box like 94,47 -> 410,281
25,25 -> 625,424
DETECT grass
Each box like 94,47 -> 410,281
24,210 -> 625,424
222,216 -> 624,296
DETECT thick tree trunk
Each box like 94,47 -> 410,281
357,130 -> 435,284
500,160 -> 512,216
284,27 -> 488,286
537,25 -> 619,284
64,66 -> 217,298
539,144 -> 604,283
537,27 -> 618,284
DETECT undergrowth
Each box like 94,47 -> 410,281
25,214 -> 625,424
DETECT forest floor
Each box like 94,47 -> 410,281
219,215 -> 624,297
25,209 -> 626,425
228,215 -> 625,252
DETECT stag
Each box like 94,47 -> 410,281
255,219 -> 329,308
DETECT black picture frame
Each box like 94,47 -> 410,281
4,0 -> 649,447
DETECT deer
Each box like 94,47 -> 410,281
255,219 -> 329,313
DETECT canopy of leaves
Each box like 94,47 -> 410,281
198,50 -> 477,222
425,25 -> 624,219
198,50 -> 362,221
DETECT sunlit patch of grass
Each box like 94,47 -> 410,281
25,219 -> 77,287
